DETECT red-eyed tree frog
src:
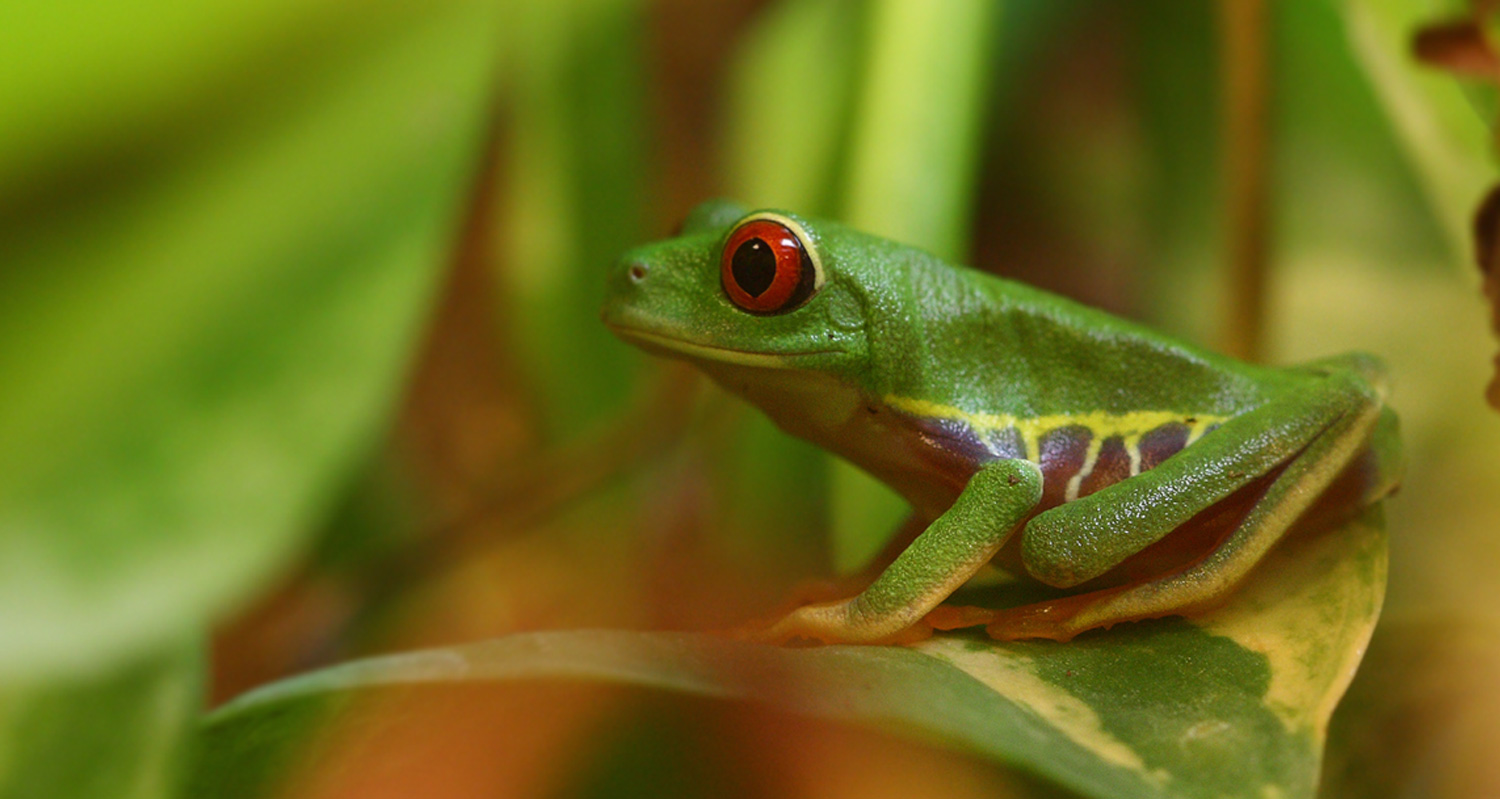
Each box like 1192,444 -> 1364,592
601,200 -> 1402,645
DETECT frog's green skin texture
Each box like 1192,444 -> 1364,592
602,200 -> 1403,644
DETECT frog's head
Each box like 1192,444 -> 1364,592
602,200 -> 889,388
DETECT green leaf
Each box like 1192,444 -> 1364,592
1332,0 -> 1498,263
0,0 -> 505,677
0,641 -> 201,799
1134,0 -> 1222,344
1273,0 -> 1450,270
724,0 -> 862,217
840,0 -> 1001,259
197,508 -> 1386,799
499,0 -> 651,439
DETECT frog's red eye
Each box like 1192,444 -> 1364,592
721,218 -> 818,315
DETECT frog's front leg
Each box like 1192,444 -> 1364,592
757,513 -> 928,619
753,458 -> 1043,645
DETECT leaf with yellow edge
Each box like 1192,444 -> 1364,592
195,508 -> 1386,799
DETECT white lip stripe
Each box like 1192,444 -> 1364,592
606,325 -> 841,368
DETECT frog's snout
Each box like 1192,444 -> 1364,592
609,256 -> 651,295
603,240 -> 711,334
601,256 -> 651,328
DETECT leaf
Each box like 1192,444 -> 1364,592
0,0 -> 505,677
0,641 -> 201,799
723,0 -> 862,217
498,0 -> 652,439
197,508 -> 1386,799
1333,0 -> 1498,262
840,0 -> 1002,259
1133,0 -> 1223,344
1337,0 -> 1500,407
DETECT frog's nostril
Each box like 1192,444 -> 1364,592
628,263 -> 649,283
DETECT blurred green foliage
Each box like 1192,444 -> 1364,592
0,0 -> 504,679
500,0 -> 651,437
4,0 -> 1500,797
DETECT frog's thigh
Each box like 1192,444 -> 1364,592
1021,374 -> 1370,589
986,378 -> 1382,642
758,458 -> 1042,645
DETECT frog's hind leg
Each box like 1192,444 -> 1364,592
942,370 -> 1385,642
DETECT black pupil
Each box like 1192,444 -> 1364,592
731,238 -> 778,297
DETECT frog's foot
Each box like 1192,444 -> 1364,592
922,590 -> 1144,642
722,575 -> 877,642
982,594 -> 1121,642
923,604 -> 997,631
771,574 -> 877,614
735,599 -> 934,646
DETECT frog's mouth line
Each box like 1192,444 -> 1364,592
606,324 -> 842,368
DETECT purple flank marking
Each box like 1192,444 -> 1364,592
905,414 -> 992,470
1037,426 -> 1091,508
988,427 -> 1027,460
1138,422 -> 1191,471
1077,436 -> 1131,498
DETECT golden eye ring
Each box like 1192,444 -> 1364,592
721,214 -> 821,315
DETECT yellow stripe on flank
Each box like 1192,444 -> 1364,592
884,395 -> 1232,463
1125,435 -> 1144,476
1185,416 -> 1219,444
1064,436 -> 1105,502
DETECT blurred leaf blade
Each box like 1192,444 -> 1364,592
1334,0 -> 1497,263
0,0 -> 507,677
198,507 -> 1386,799
841,0 -> 1002,259
0,640 -> 201,799
724,0 -> 862,216
499,0 -> 650,439
1134,0 -> 1223,342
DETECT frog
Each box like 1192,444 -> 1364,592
601,199 -> 1402,645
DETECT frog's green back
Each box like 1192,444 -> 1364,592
818,221 -> 1285,419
